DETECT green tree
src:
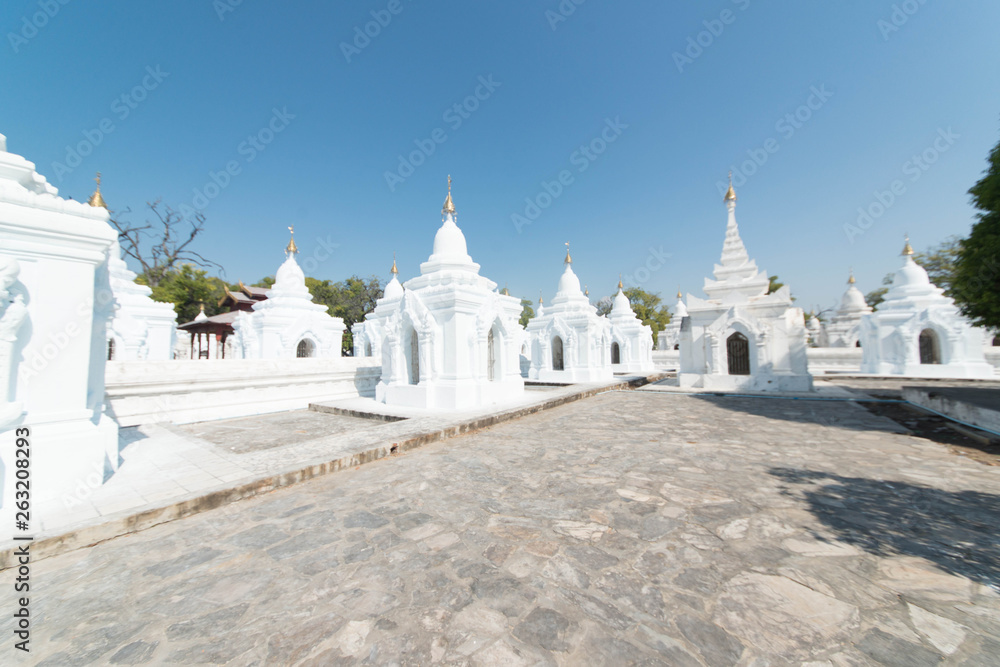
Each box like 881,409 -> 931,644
519,299 -> 535,327
952,132 -> 1000,328
306,275 -> 383,353
913,236 -> 961,295
596,288 -> 671,346
766,275 -> 785,294
140,264 -> 230,323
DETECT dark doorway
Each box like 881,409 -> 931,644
552,336 -> 564,371
919,329 -> 940,365
727,332 -> 750,375
409,331 -> 420,384
611,342 -> 621,365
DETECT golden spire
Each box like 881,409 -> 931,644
724,171 -> 737,204
442,174 -> 456,216
677,286 -> 683,299
390,252 -> 398,275
501,283 -> 509,296
902,234 -> 913,256
564,242 -> 572,264
618,273 -> 624,290
539,291 -> 544,306
88,172 -> 107,209
286,226 -> 298,254
848,269 -> 856,285
584,285 -> 589,297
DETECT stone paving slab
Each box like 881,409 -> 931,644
0,375 -> 662,569
4,391 -> 998,665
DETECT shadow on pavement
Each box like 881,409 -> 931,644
770,467 -> 1000,589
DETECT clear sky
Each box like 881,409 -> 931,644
3,1 -> 999,314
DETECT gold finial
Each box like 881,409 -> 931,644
88,172 -> 107,209
585,285 -> 589,297
902,234 -> 913,256
442,174 -> 456,216
724,171 -> 737,204
848,269 -> 856,285
501,283 -> 509,296
564,242 -> 572,264
286,226 -> 298,254
677,286 -> 683,299
390,252 -> 398,275
199,303 -> 205,313
618,273 -> 624,291
539,291 -> 544,306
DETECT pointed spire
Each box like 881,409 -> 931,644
88,172 -> 107,209
564,242 -> 572,265
286,226 -> 298,255
584,285 -> 589,297
724,171 -> 737,205
902,234 -> 914,256
848,269 -> 856,285
538,291 -> 544,306
442,174 -> 456,217
391,252 -> 398,275
501,283 -> 510,296
677,286 -> 683,299
618,273 -> 624,290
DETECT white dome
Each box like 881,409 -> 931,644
612,288 -> 631,314
273,254 -> 308,293
839,285 -> 869,313
383,275 -> 403,300
893,256 -> 931,290
430,214 -> 470,261
674,297 -> 688,318
556,264 -> 582,296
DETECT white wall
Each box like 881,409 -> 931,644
106,357 -> 382,426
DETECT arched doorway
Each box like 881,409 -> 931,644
364,341 -> 372,357
992,335 -> 1000,347
855,340 -> 862,348
296,339 -> 314,358
409,331 -> 420,384
727,332 -> 750,375
107,338 -> 116,361
551,336 -> 564,371
611,342 -> 621,365
487,328 -> 497,381
919,329 -> 941,365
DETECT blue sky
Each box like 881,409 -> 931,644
3,0 -> 999,314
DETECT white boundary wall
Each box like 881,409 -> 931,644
106,358 -> 382,426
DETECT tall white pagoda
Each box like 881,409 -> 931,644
607,278 -> 655,373
91,175 -> 178,362
679,180 -> 812,392
374,178 -> 524,409
822,271 -> 871,348
859,238 -> 993,378
232,227 -> 345,359
526,246 -> 613,382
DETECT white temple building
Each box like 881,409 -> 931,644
822,271 -> 871,348
373,179 -> 525,409
0,136 -> 120,511
89,177 -> 178,362
607,279 -> 655,373
679,181 -> 812,392
232,228 -> 345,359
658,289 -> 687,351
526,247 -> 613,383
352,255 -> 404,359
859,239 -> 993,378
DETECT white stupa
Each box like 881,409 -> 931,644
607,277 -> 655,373
526,246 -> 613,382
0,135 -> 120,512
822,271 -> 871,348
232,227 -> 345,359
805,312 -> 824,348
352,254 -> 404,359
658,289 -> 687,351
374,178 -> 525,409
90,175 -> 178,362
859,238 -> 993,378
679,180 -> 812,392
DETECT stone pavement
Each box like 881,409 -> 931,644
5,391 -> 1000,665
